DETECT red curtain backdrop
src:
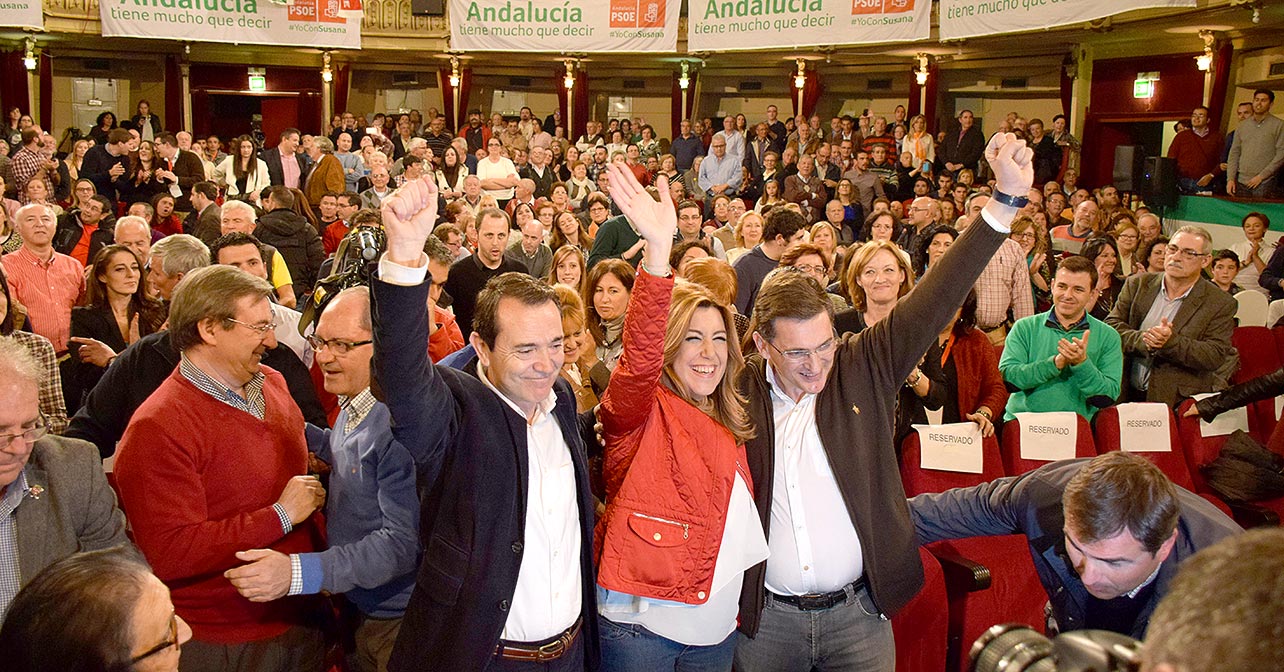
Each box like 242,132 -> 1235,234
1060,63 -> 1074,122
555,65 -> 568,135
456,68 -> 473,133
1207,42 -> 1233,131
671,72 -> 683,139
791,69 -> 823,119
37,52 -> 51,130
165,55 -> 183,132
0,51 -> 29,119
334,64 -> 351,118
571,70 -> 588,140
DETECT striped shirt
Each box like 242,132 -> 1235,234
1,247 -> 84,353
0,470 -> 30,618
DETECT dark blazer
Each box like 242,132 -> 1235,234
262,146 -> 311,189
736,216 -> 1007,636
371,274 -> 600,672
1104,272 -> 1237,406
910,457 -> 1242,638
69,305 -> 129,411
80,145 -> 130,202
63,330 -> 326,458
187,203 -> 222,246
162,149 -> 207,212
129,113 -> 163,138
53,212 -> 114,261
940,124 -> 985,171
17,436 -> 131,582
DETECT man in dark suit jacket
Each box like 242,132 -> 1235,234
1106,226 -> 1237,406
0,337 -> 130,615
733,132 -> 1031,672
152,132 -> 206,212
940,109 -> 986,176
262,128 -> 310,189
743,122 -> 781,179
79,128 -> 132,203
185,181 -> 222,246
371,178 -> 599,672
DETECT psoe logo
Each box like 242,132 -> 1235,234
851,0 -> 913,14
611,0 -> 666,27
289,0 -> 345,23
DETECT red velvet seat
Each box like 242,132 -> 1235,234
999,414 -> 1097,476
892,547 -> 949,672
1231,326 -> 1280,443
900,432 -> 1046,672
1175,399 -> 1284,527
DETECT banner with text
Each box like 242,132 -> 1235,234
688,0 -> 928,52
1,0 -> 43,29
450,0 -> 680,52
939,0 -> 1195,40
100,0 -> 361,49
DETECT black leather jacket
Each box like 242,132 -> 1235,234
1194,367 -> 1284,421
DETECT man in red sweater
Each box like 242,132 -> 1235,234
1167,106 -> 1225,194
114,265 -> 328,671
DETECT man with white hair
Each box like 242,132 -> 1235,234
112,215 -> 153,264
390,138 -> 429,179
1,204 -> 83,361
222,198 -> 299,309
505,215 -> 553,278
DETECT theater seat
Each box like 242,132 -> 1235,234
892,547 -> 949,672
1230,326 -> 1281,443
1093,404 -> 1234,518
1175,399 -> 1282,528
900,432 -> 1046,672
999,414 -> 1097,476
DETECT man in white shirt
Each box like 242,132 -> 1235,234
372,178 -> 599,671
733,132 -> 1035,672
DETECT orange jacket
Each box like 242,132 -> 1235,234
595,267 -> 753,605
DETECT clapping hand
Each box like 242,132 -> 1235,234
380,177 -> 439,266
983,132 -> 1034,200
1142,317 -> 1173,351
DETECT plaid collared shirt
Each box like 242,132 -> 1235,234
341,389 -> 377,434
178,354 -> 267,420
0,470 -> 30,617
9,147 -> 51,204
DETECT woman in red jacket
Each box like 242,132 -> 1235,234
936,288 -> 1009,437
595,164 -> 767,671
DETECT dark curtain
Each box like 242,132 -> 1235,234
1060,63 -> 1074,122
439,67 -> 456,133
555,65 -> 568,135
1,51 -> 30,120
791,70 -> 823,119
456,68 -> 473,133
671,72 -> 684,138
923,62 -> 939,132
571,70 -> 588,140
38,52 -> 51,130
164,55 -> 182,133
334,64 -> 351,117
1208,42 -> 1233,131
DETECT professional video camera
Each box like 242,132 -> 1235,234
298,223 -> 385,334
970,624 -> 1143,672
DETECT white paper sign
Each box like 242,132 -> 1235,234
915,422 -> 984,474
1015,412 -> 1078,462
925,407 -> 944,426
1192,393 -> 1250,437
1274,394 -> 1283,422
1116,402 -> 1172,452
939,0 -> 1195,40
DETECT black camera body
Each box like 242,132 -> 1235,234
971,624 -> 1143,672
298,224 -> 386,334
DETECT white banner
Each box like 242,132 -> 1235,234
450,0 -> 680,52
939,0 -> 1196,40
1117,402 -> 1172,452
1016,412 -> 1078,462
688,0 -> 929,52
915,422 -> 984,474
0,0 -> 42,30
100,0 -> 361,49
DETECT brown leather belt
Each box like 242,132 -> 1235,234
495,617 -> 582,662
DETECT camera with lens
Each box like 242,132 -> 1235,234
299,223 -> 386,333
971,624 -> 1143,672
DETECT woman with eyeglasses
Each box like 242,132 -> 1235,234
1010,215 -> 1054,310
594,164 -> 765,672
1,547 -> 192,672
0,272 -> 69,433
1112,219 -> 1141,277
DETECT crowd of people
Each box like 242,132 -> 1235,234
0,90 -> 1281,672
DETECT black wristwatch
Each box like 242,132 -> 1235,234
991,190 -> 1029,209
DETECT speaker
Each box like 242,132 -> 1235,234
1141,156 -> 1179,208
1112,145 -> 1144,192
410,0 -> 444,15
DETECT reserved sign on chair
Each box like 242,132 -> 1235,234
914,422 -> 983,474
1014,412 -> 1078,462
1117,402 -> 1173,451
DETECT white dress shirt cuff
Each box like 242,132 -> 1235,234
288,554 -> 304,596
981,199 -> 1018,234
378,252 -> 430,286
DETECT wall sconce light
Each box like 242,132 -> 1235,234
321,51 -> 333,83
679,61 -> 690,90
1195,30 -> 1214,71
914,53 -> 930,86
23,37 -> 36,71
794,59 -> 806,90
448,55 -> 460,88
564,59 -> 576,90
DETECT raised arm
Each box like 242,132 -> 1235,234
599,164 -> 677,443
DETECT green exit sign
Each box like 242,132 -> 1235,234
1133,78 -> 1154,99
248,75 -> 267,92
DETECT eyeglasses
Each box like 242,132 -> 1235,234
224,317 -> 279,337
128,612 -> 180,665
762,334 -> 838,363
1165,245 -> 1208,261
306,335 -> 373,355
793,264 -> 828,276
1011,231 -> 1037,241
0,413 -> 48,451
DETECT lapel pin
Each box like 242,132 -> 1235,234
852,404 -> 861,415
27,485 -> 44,500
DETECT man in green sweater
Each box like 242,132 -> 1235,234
999,255 -> 1123,421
